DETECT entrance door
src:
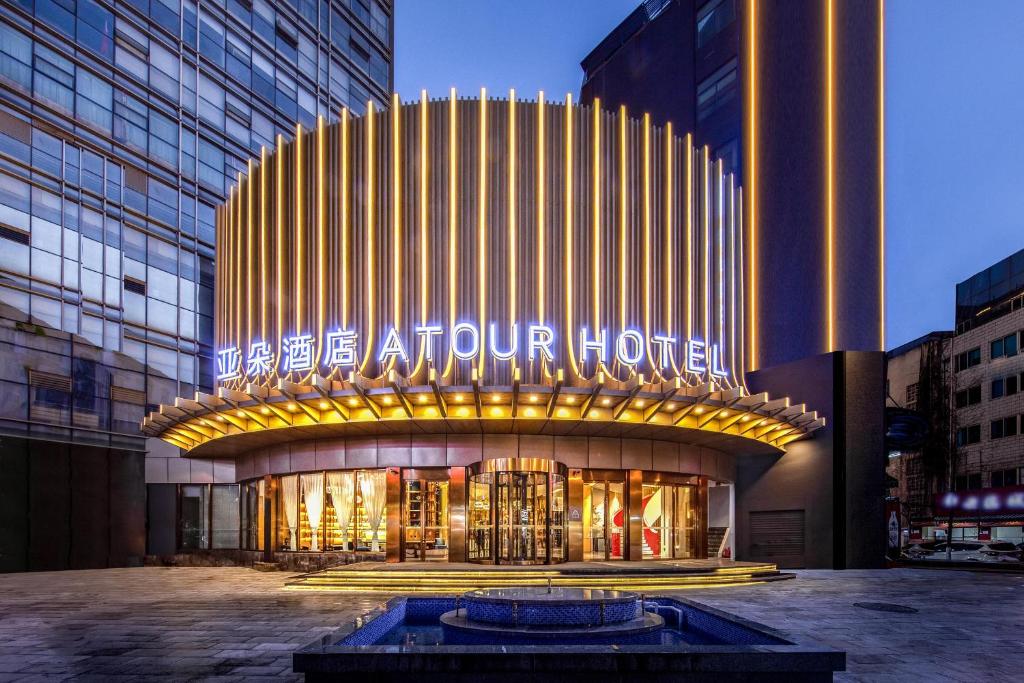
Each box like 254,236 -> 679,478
402,479 -> 449,561
467,459 -> 567,564
583,481 -> 625,560
497,472 -> 547,564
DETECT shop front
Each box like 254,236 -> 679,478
230,445 -> 713,564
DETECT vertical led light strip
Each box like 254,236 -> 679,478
443,89 -> 457,378
478,87 -> 487,376
878,0 -> 886,350
275,134 -> 285,345
746,0 -> 759,371
294,123 -> 304,338
702,147 -> 711,349
317,116 -> 327,361
537,91 -> 546,326
826,0 -> 835,352
412,89 -> 428,377
591,99 -> 601,343
234,179 -> 242,348
685,134 -> 693,342
737,189 -> 746,384
419,91 -> 428,328
360,101 -> 376,372
246,160 -> 254,350
716,160 -> 725,370
564,94 -> 579,372
642,113 -> 654,377
341,108 -> 350,329
618,104 -> 627,334
392,92 -> 401,341
728,179 -> 738,387
214,204 -> 220,348
508,89 -> 517,340
664,122 -> 673,344
259,147 -> 268,343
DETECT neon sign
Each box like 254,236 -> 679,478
217,322 -> 728,382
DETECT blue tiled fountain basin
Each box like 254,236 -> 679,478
294,596 -> 845,682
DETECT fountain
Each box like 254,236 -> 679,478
440,586 -> 664,639
294,589 -> 845,681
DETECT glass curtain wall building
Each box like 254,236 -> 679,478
0,0 -> 392,571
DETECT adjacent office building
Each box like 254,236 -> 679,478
0,0 -> 392,571
579,0 -> 886,567
889,250 -> 1024,544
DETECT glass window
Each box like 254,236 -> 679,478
1005,333 -> 1018,357
180,484 -> 209,550
697,0 -> 737,48
370,1 -> 389,42
31,249 -> 61,285
149,41 -> 179,98
253,0 -> 275,41
77,0 -> 115,62
697,59 -> 737,122
198,12 -> 225,68
225,32 -> 251,87
197,73 -> 225,129
642,484 -> 674,559
37,0 -> 75,37
583,480 -> 625,561
992,378 -> 1005,399
149,110 -> 178,168
0,22 -> 32,91
74,67 -> 112,132
152,0 -> 179,30
242,480 -> 265,550
211,484 -> 240,548
35,44 -> 75,113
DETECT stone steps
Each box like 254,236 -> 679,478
284,562 -> 791,592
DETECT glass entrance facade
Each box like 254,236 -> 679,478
403,478 -> 449,561
583,479 -> 626,560
237,462 -> 708,562
468,459 -> 567,564
642,482 -> 700,559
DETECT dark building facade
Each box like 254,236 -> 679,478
581,0 -> 886,568
0,0 -> 392,571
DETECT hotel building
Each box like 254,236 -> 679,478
143,91 -> 875,568
0,0 -> 392,571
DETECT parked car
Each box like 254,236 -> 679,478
921,541 -> 1022,563
902,540 -> 938,560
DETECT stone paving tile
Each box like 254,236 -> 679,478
0,566 -> 1021,681
678,568 -> 1024,682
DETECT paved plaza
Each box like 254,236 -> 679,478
0,566 -> 1020,681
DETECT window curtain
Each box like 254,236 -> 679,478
281,474 -> 298,550
327,471 -> 355,550
359,470 -> 387,551
301,473 -> 325,552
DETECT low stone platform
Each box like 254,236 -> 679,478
285,559 -> 792,592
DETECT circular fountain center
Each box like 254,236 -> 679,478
439,586 -> 664,639
461,587 -> 641,627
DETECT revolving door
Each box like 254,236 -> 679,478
467,459 -> 567,564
